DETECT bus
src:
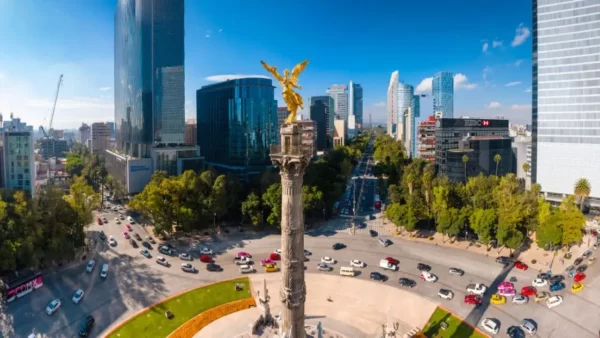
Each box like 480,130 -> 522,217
374,194 -> 381,209
3,271 -> 43,303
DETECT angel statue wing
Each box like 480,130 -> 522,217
260,61 -> 284,83
290,59 -> 309,85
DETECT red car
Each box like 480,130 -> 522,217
514,261 -> 528,270
200,254 -> 212,263
464,295 -> 482,306
125,224 -> 132,231
97,218 -> 103,225
521,286 -> 536,296
269,252 -> 281,261
386,257 -> 399,265
574,273 -> 586,283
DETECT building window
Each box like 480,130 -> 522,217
25,180 -> 30,186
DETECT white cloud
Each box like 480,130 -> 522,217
505,81 -> 522,87
525,87 -> 532,93
511,104 -> 532,110
205,34 -> 211,38
415,77 -> 433,95
0,72 -> 5,79
511,23 -> 530,47
218,29 -> 223,33
373,101 -> 385,107
454,73 -> 477,90
99,86 -> 111,91
205,74 -> 271,82
492,40 -> 503,48
486,101 -> 502,108
482,42 -> 489,53
514,59 -> 523,66
482,66 -> 492,80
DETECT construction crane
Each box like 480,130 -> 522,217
41,74 -> 63,138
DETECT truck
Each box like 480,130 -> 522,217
380,259 -> 398,271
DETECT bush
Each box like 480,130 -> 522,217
564,253 -> 572,259
531,259 -> 537,264
428,236 -> 434,240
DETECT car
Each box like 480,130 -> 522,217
97,218 -> 103,225
159,246 -> 174,256
133,233 -> 142,241
142,241 -> 152,249
582,249 -> 592,258
513,294 -> 529,305
101,217 -> 108,223
181,263 -> 196,273
122,231 -> 130,239
127,216 -> 135,224
549,274 -> 564,284
179,253 -> 192,261
520,319 -> 537,335
499,281 -> 514,289
144,236 -> 156,244
235,257 -> 251,265
532,278 -> 547,287
108,236 -> 117,246
206,263 -> 222,272
506,326 -> 526,338
369,230 -> 377,237
239,264 -> 255,274
156,256 -> 169,267
588,257 -> 596,265
264,264 -> 279,272
464,295 -> 482,306
77,315 -> 95,337
550,282 -> 565,292
385,257 -> 399,265
125,224 -> 132,231
269,253 -> 281,261
369,272 -> 387,282
350,260 -> 366,268
398,278 -> 416,288
317,263 -> 332,271
417,263 -> 431,271
420,272 -> 438,283
490,294 -> 506,305
480,318 -> 499,335
576,264 -> 588,273
534,291 -> 550,302
448,267 -> 464,276
573,272 -> 586,283
114,217 -> 121,224
237,251 -> 251,258
46,299 -> 61,315
521,286 -> 536,296
129,239 -> 138,247
496,256 -> 510,265
274,249 -> 282,254
514,261 -> 528,270
571,282 -> 584,293
466,283 -> 487,295
565,265 -> 576,276
200,247 -> 213,255
321,257 -> 336,264
99,231 -> 106,240
438,289 -> 454,300
546,295 -> 563,308
100,264 -> 108,278
574,257 -> 584,265
332,243 -> 346,250
72,289 -> 85,304
86,260 -> 96,273
303,249 -> 312,256
119,215 -> 125,220
140,249 -> 151,258
537,272 -> 551,280
261,258 -> 275,266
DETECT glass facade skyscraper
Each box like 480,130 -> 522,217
196,78 -> 278,168
432,71 -> 454,118
348,81 -> 363,128
326,85 -> 348,121
533,0 -> 600,205
310,96 -> 335,150
114,0 -> 185,158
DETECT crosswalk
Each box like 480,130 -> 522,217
314,218 -> 393,235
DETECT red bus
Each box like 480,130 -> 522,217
3,271 -> 43,302
374,194 -> 381,209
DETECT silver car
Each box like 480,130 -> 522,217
512,294 -> 529,305
448,267 -> 464,276
520,319 -> 537,335
317,263 -> 332,271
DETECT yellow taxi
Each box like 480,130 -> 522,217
490,294 -> 506,305
264,264 -> 279,273
571,282 -> 584,293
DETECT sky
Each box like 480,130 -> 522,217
0,0 -> 533,129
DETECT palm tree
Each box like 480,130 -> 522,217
406,173 -> 415,195
462,155 -> 469,183
574,178 -> 591,212
522,162 -> 530,175
422,171 -> 433,208
494,154 -> 502,176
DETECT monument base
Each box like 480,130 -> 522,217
236,325 -> 347,338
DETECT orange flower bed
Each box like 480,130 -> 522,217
168,298 -> 256,338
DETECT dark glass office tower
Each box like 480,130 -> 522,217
114,0 -> 185,158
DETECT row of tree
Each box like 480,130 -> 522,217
375,132 -> 587,252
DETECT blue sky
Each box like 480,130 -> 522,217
0,0 -> 532,129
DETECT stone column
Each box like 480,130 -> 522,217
270,123 -> 311,338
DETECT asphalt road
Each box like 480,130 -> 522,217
3,205 -> 599,338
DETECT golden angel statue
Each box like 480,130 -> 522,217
260,59 -> 309,124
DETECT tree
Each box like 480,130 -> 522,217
436,208 -> 464,242
340,159 -> 352,179
494,153 -> 502,176
406,173 -> 415,195
522,162 -> 530,175
67,176 -> 100,228
241,193 -> 263,227
469,208 -> 497,245
302,185 -> 324,221
262,183 -> 282,226
559,195 -> 585,247
536,212 -> 563,250
574,178 -> 591,212
431,185 -> 449,223
422,171 -> 434,214
462,155 -> 469,182
65,155 -> 85,177
387,184 -> 403,204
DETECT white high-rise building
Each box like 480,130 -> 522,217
387,71 -> 399,138
327,84 -> 348,121
533,0 -> 600,207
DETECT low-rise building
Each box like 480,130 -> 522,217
333,119 -> 346,147
296,120 -> 317,159
445,135 -> 514,183
1,117 -> 36,195
417,116 -> 436,163
184,119 -> 197,145
91,122 -> 111,156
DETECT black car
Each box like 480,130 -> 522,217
574,257 -> 584,265
398,278 -> 416,288
496,256 -> 510,265
129,239 -> 138,248
142,241 -> 152,249
506,326 -> 525,338
207,263 -> 222,272
537,272 -> 551,280
78,315 -> 94,337
369,230 -> 378,237
576,264 -> 588,273
417,263 -> 431,272
332,243 -> 346,250
99,231 -> 106,240
370,272 -> 388,282
549,274 -> 564,284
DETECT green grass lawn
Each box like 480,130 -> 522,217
108,277 -> 252,338
422,307 -> 486,338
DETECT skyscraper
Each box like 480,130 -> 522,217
91,122 -> 111,156
114,0 -> 185,158
326,84 -> 348,121
432,71 -> 454,118
387,71 -> 399,138
310,96 -> 335,149
533,0 -> 600,206
348,81 -> 363,129
410,95 -> 420,157
1,117 -> 36,196
398,82 -> 414,150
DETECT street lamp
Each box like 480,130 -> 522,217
213,212 -> 216,230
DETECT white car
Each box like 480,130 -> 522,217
114,217 -> 121,224
235,257 -> 251,265
512,294 -> 529,305
46,299 -> 61,315
200,248 -> 213,255
181,263 -> 196,273
321,257 -> 336,264
72,289 -> 84,304
274,249 -> 282,254
438,289 -> 454,300
466,283 -> 487,295
350,260 -> 366,268
520,319 -> 537,335
532,278 -> 548,287
480,318 -> 499,335
179,253 -> 193,261
108,236 -> 117,246
546,295 -> 563,308
239,264 -> 255,274
85,260 -> 96,273
304,249 -> 312,256
156,256 -> 169,267
421,272 -> 438,283
317,263 -> 332,271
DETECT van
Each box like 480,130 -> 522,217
380,259 -> 398,271
100,264 -> 109,279
379,237 -> 392,247
339,266 -> 355,277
